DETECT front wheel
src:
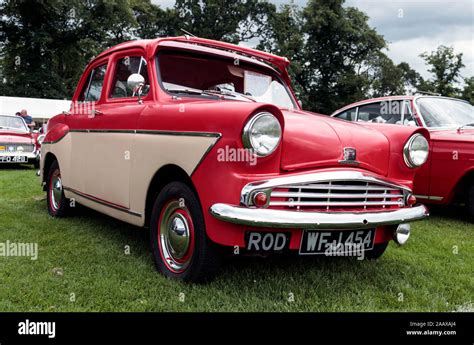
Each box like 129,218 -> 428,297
150,182 -> 221,282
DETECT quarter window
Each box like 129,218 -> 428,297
110,56 -> 150,98
80,64 -> 107,102
335,108 -> 357,121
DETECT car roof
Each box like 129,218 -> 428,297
90,36 -> 290,77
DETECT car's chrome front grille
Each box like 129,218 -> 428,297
269,180 -> 405,211
0,143 -> 35,153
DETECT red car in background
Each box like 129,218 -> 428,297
40,37 -> 430,282
0,114 -> 41,168
332,95 -> 474,219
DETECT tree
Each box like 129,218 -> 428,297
131,0 -> 178,38
259,0 -> 386,114
397,62 -> 424,93
0,0 -> 159,99
420,45 -> 465,96
460,77 -> 474,104
174,0 -> 275,43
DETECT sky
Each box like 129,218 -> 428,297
152,0 -> 474,80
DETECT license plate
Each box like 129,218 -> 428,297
0,156 -> 28,163
245,231 -> 291,252
299,229 -> 375,255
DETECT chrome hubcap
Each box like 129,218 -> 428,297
159,200 -> 193,272
51,173 -> 62,210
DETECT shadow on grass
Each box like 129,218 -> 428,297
426,204 -> 472,223
0,164 -> 36,170
62,202 -> 387,285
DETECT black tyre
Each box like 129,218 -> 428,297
150,181 -> 221,282
365,242 -> 388,260
46,160 -> 70,217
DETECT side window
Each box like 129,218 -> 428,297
80,64 -> 107,102
335,108 -> 357,121
357,103 -> 382,123
110,56 -> 150,98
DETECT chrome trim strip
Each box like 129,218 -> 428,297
210,204 -> 429,229
69,129 -> 221,138
414,194 -> 443,201
64,186 -> 142,217
240,170 -> 412,206
280,184 -> 399,191
44,130 -> 221,144
271,192 -> 404,199
270,201 -> 404,207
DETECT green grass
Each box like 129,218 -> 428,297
0,166 -> 472,312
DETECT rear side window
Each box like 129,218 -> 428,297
110,56 -> 149,98
80,64 -> 107,102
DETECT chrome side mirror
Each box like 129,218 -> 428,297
127,73 -> 145,104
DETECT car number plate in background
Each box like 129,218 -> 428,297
299,229 -> 375,255
0,156 -> 27,163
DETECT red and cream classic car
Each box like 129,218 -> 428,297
0,114 -> 41,167
331,95 -> 474,219
40,37 -> 430,282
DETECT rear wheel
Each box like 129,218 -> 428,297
46,160 -> 70,217
150,181 -> 221,282
365,242 -> 388,260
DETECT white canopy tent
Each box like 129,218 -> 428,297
0,96 -> 71,123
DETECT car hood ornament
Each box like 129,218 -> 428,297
339,147 -> 359,165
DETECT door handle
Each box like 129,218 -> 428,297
91,109 -> 104,116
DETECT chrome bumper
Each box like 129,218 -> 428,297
209,204 -> 429,229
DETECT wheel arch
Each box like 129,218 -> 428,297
144,164 -> 200,227
42,152 -> 58,190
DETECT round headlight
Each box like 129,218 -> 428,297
242,112 -> 282,157
403,134 -> 429,168
17,146 -> 24,152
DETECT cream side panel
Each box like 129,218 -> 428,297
129,134 -> 219,223
69,132 -> 89,193
77,132 -> 132,207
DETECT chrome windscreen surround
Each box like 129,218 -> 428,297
240,171 -> 412,210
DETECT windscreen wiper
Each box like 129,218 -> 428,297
204,89 -> 256,102
457,123 -> 474,131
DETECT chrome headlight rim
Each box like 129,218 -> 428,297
242,112 -> 282,157
403,133 -> 429,168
